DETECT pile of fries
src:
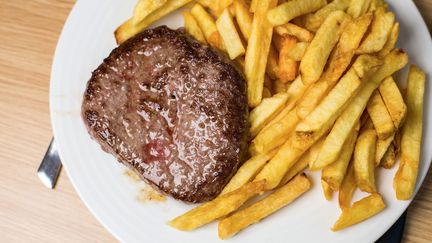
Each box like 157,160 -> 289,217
116,0 -> 427,239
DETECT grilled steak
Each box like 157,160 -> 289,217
82,26 -> 248,203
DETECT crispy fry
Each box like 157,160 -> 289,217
305,0 -> 351,32
394,65 -> 426,200
278,35 -> 298,83
234,0 -> 253,40
338,162 -> 357,208
263,87 -> 272,98
322,179 -> 333,201
133,0 -> 168,24
169,180 -> 266,231
218,0 -> 234,14
357,8 -> 395,54
378,76 -> 407,128
216,9 -> 245,59
300,11 -> 349,85
283,42 -> 309,61
183,11 -> 207,44
250,0 -> 258,12
367,90 -> 395,139
332,193 -> 385,231
376,133 -> 394,165
354,129 -> 377,193
222,152 -> 277,195
250,93 -> 290,137
267,46 -> 280,80
267,0 -> 327,26
381,142 -> 396,168
368,0 -> 388,12
272,79 -> 288,94
274,23 -> 314,42
378,22 -> 399,57
244,0 -> 277,107
219,174 -> 311,239
279,151 -> 310,186
347,0 -> 372,18
115,0 -> 193,44
322,125 -> 359,190
198,0 -> 218,12
316,50 -> 408,169
191,4 -> 225,50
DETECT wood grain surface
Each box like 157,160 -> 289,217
0,0 -> 430,242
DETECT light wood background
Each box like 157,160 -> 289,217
0,0 -> 430,242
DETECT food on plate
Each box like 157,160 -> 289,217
332,193 -> 386,231
106,0 -> 427,236
354,129 -> 378,193
169,180 -> 266,230
218,174 -> 311,239
83,27 -> 248,203
394,65 -> 426,200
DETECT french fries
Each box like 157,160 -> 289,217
378,76 -> 407,128
267,0 -> 327,26
133,0 -> 168,24
354,129 -> 377,193
322,179 -> 333,200
216,9 -> 245,59
169,180 -> 266,231
278,35 -> 298,83
115,0 -> 193,44
300,11 -> 348,85
376,133 -> 395,165
378,22 -> 399,57
356,8 -> 395,54
279,42 -> 309,61
221,151 -> 277,195
347,0 -> 372,18
274,23 -> 314,42
191,4 -> 225,50
338,163 -> 357,208
381,142 -> 396,169
316,50 -> 408,169
367,90 -> 395,139
305,0 -> 351,32
368,0 -> 388,12
249,93 -> 289,137
183,12 -> 206,43
332,193 -> 386,231
218,174 -> 311,239
394,65 -> 426,200
233,0 -> 252,40
322,125 -> 359,190
244,0 -> 277,107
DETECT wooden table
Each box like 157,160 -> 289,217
0,1 -> 430,242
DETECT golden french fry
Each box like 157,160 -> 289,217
216,9 -> 245,59
394,65 -> 426,200
316,49 -> 408,169
322,179 -> 333,201
191,3 -> 225,50
322,125 -> 359,190
133,0 -> 168,25
357,8 -> 395,54
381,142 -> 396,168
279,151 -> 310,186
305,0 -> 351,32
234,0 -> 253,40
368,0 -> 388,12
198,0 -> 218,12
250,0 -> 258,12
338,162 -> 357,208
222,152 -> 277,195
279,35 -> 298,83
218,0 -> 234,13
263,87 -> 272,98
300,11 -> 349,85
367,90 -> 395,139
354,129 -> 377,193
267,0 -> 327,26
296,13 -> 373,119
267,46 -> 280,80
244,0 -> 277,107
283,42 -> 309,61
272,79 -> 288,94
376,133 -> 394,165
183,12 -> 207,43
378,22 -> 399,57
169,180 -> 266,231
274,23 -> 314,42
115,0 -> 193,44
250,93 -> 290,137
219,174 -> 311,239
378,76 -> 407,128
347,0 -> 372,18
332,193 -> 386,231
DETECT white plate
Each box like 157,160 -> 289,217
50,1 -> 432,242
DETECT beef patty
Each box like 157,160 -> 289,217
82,26 -> 248,203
